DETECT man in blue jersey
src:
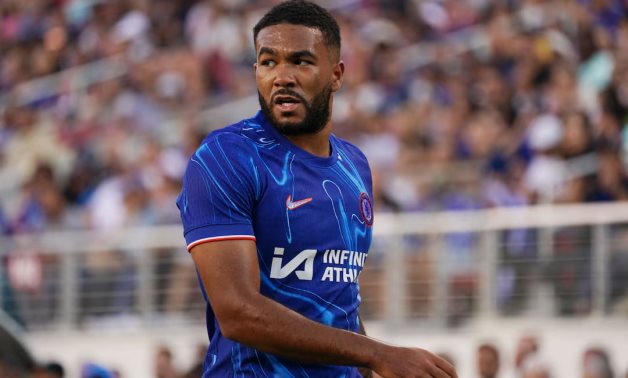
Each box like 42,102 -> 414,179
177,1 -> 458,377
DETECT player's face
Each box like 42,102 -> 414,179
255,23 -> 344,136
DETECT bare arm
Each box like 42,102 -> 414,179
191,239 -> 457,378
357,313 -> 374,378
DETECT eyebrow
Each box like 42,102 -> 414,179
258,47 -> 317,61
290,50 -> 317,61
258,47 -> 276,58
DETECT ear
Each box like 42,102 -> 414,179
253,39 -> 258,73
331,60 -> 345,93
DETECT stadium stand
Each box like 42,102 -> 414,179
1,0 -> 628,377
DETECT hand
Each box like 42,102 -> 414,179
371,346 -> 457,378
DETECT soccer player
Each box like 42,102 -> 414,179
177,1 -> 458,377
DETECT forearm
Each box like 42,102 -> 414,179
220,293 -> 384,369
357,313 -> 374,378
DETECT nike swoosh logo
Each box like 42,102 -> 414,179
286,195 -> 313,210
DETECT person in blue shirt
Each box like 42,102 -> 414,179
177,1 -> 458,377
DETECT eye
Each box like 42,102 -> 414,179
260,59 -> 276,67
296,59 -> 312,66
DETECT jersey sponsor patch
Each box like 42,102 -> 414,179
270,247 -> 367,283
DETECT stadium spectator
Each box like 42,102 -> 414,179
520,354 -> 552,378
582,347 -> 615,378
153,345 -> 179,378
513,334 -> 553,378
179,343 -> 206,378
477,343 -> 500,378
32,361 -> 65,378
81,362 -> 115,378
515,334 -> 540,374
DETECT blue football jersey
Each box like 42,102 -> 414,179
177,111 -> 374,377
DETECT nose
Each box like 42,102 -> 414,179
273,63 -> 296,88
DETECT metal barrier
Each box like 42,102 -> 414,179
1,202 -> 627,332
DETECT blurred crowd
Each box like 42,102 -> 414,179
3,335 -> 626,378
1,0 -> 628,231
467,334 -> 627,378
0,0 -> 628,333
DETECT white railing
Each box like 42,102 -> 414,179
1,202 -> 627,332
0,54 -> 128,109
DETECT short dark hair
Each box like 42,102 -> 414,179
253,0 -> 341,56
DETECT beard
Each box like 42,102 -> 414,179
258,84 -> 332,136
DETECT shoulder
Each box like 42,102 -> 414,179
204,118 -> 259,149
194,117 -> 261,162
332,134 -> 370,166
182,119 -> 263,193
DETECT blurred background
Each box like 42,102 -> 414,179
1,0 -> 628,377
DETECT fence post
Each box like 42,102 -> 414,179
137,249 -> 155,326
479,229 -> 498,318
533,225 -> 555,316
592,224 -> 609,316
430,234 -> 447,327
385,230 -> 407,329
59,252 -> 78,329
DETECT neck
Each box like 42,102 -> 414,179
284,124 -> 332,157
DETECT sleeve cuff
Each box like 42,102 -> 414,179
185,224 -> 255,252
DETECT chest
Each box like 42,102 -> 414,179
252,153 -> 373,252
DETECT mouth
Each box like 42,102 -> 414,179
273,95 -> 302,113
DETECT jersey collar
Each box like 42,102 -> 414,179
255,111 -> 338,168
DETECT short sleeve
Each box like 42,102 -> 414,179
177,134 -> 259,251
